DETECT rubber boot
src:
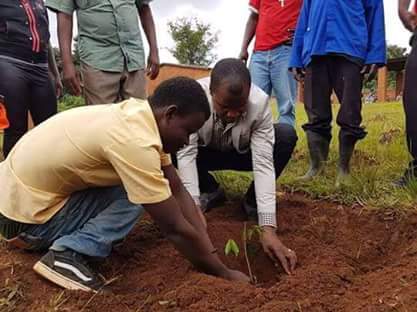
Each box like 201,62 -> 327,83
299,131 -> 330,181
336,135 -> 357,187
393,162 -> 417,188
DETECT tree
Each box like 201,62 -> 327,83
167,17 -> 218,66
387,44 -> 408,59
386,45 -> 408,89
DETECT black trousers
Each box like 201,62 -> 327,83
196,123 -> 297,206
403,32 -> 417,172
303,55 -> 367,143
0,57 -> 57,158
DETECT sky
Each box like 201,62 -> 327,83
47,0 -> 414,65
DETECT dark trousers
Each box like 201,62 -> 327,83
403,32 -> 417,173
303,55 -> 367,143
197,123 -> 297,206
0,57 -> 57,158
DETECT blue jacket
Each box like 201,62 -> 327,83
289,0 -> 386,68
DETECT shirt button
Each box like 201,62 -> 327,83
29,37 -> 32,40
307,27 -> 311,31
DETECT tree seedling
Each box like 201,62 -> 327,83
224,222 -> 263,284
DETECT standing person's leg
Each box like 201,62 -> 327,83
22,186 -> 143,291
81,62 -> 122,105
270,45 -> 297,126
0,59 -> 30,158
300,56 -> 333,180
399,32 -> 417,183
121,69 -> 147,100
28,66 -> 57,126
249,50 -> 272,96
334,57 -> 366,184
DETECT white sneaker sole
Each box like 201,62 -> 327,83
33,261 -> 97,293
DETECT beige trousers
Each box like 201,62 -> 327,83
81,62 -> 147,105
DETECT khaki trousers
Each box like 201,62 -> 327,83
81,62 -> 147,105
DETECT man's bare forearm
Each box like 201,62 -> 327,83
164,218 -> 227,276
57,12 -> 74,66
175,185 -> 206,231
144,197 -> 228,278
399,0 -> 411,14
163,165 -> 206,232
138,4 -> 158,51
241,12 -> 258,52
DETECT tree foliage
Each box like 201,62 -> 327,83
167,17 -> 218,66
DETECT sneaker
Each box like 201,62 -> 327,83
200,187 -> 226,212
33,250 -> 105,292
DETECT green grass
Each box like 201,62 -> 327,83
0,97 -> 415,210
215,100 -> 417,211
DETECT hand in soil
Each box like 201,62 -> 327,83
224,269 -> 251,283
260,228 -> 297,275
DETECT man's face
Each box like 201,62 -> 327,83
211,83 -> 249,124
158,107 -> 207,154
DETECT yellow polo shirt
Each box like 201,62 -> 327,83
0,98 -> 172,224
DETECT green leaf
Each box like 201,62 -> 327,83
225,239 -> 239,257
224,239 -> 238,256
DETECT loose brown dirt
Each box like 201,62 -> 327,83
2,193 -> 417,311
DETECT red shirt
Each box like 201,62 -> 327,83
414,0 -> 417,13
250,0 -> 303,51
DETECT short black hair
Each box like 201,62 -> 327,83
210,58 -> 251,94
149,76 -> 210,120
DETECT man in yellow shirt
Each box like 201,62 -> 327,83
0,77 -> 248,292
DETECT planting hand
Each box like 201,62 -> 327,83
223,269 -> 250,282
260,227 -> 297,275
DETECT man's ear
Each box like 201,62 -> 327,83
164,105 -> 178,122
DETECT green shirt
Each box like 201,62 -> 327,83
46,0 -> 152,72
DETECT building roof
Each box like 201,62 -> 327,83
386,57 -> 408,72
159,63 -> 211,71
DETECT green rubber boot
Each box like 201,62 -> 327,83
336,135 -> 357,187
299,131 -> 330,181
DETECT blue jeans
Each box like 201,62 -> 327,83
21,186 -> 143,258
249,45 -> 297,127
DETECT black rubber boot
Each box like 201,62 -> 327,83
299,131 -> 330,181
336,135 -> 357,187
393,162 -> 417,188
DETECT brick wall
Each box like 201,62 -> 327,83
146,63 -> 211,95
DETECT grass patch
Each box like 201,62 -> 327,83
216,100 -> 416,211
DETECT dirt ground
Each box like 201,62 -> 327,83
2,193 -> 417,311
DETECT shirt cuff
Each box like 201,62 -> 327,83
258,212 -> 277,228
45,1 -> 74,15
